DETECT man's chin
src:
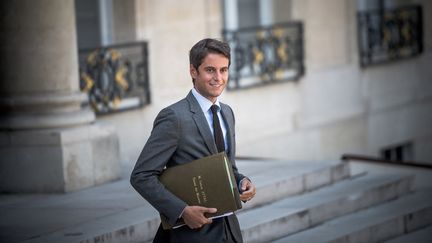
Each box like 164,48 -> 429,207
211,91 -> 224,98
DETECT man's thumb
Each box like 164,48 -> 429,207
205,207 -> 217,213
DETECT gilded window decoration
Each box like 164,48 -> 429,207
357,5 -> 423,67
78,42 -> 150,114
223,22 -> 304,90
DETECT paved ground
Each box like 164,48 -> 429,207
2,158 -> 431,243
0,158 -> 305,243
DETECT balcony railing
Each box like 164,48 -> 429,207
223,22 -> 304,90
78,41 -> 150,114
357,5 -> 423,67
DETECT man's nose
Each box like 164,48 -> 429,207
214,71 -> 223,81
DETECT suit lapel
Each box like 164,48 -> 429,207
220,104 -> 235,157
187,92 -> 218,154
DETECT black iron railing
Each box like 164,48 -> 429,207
78,41 -> 150,114
342,153 -> 432,170
223,22 -> 304,90
357,5 -> 423,67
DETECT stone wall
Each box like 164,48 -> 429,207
101,0 -> 432,169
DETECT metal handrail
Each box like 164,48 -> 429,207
341,153 -> 432,170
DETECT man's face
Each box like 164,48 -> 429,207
190,53 -> 229,103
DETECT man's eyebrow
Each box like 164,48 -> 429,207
203,65 -> 228,69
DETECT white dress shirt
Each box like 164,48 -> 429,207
191,88 -> 229,152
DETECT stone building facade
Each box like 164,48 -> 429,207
1,0 -> 431,192
92,0 -> 431,166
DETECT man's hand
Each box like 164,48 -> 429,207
240,179 -> 256,202
182,206 -> 217,229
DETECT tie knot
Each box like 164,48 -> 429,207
210,105 -> 219,114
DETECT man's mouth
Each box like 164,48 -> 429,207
209,83 -> 222,88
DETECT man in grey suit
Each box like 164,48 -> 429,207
131,38 -> 256,242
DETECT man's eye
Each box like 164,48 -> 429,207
206,68 -> 215,73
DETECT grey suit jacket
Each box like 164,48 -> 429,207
131,91 -> 245,242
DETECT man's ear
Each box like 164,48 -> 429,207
190,64 -> 197,78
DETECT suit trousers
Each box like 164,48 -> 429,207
153,217 -> 240,243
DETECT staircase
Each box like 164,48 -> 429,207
18,158 -> 432,243
237,159 -> 432,243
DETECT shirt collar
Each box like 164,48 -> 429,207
191,88 -> 220,113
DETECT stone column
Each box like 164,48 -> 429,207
0,0 -> 120,192
259,0 -> 274,26
223,0 -> 239,31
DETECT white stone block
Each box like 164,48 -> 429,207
0,123 -> 120,193
242,210 -> 310,243
304,168 -> 331,191
404,207 -> 432,233
348,218 -> 404,243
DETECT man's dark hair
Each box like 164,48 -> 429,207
189,38 -> 231,70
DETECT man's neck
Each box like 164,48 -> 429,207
192,88 -> 218,104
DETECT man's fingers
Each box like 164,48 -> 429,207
241,180 -> 249,191
242,183 -> 256,195
200,207 -> 215,226
241,191 -> 252,198
193,206 -> 217,214
209,207 -> 217,213
202,207 -> 217,214
183,206 -> 217,229
240,191 -> 253,196
241,188 -> 254,196
240,182 -> 256,202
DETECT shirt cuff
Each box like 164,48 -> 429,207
178,206 -> 186,219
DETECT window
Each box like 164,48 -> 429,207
357,0 -> 423,67
222,0 -> 304,89
78,42 -> 151,114
380,142 -> 413,161
75,0 -> 149,114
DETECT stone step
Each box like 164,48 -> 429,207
240,160 -> 350,210
273,190 -> 432,243
385,225 -> 432,243
21,204 -> 159,243
20,160 -> 349,243
238,173 -> 414,243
